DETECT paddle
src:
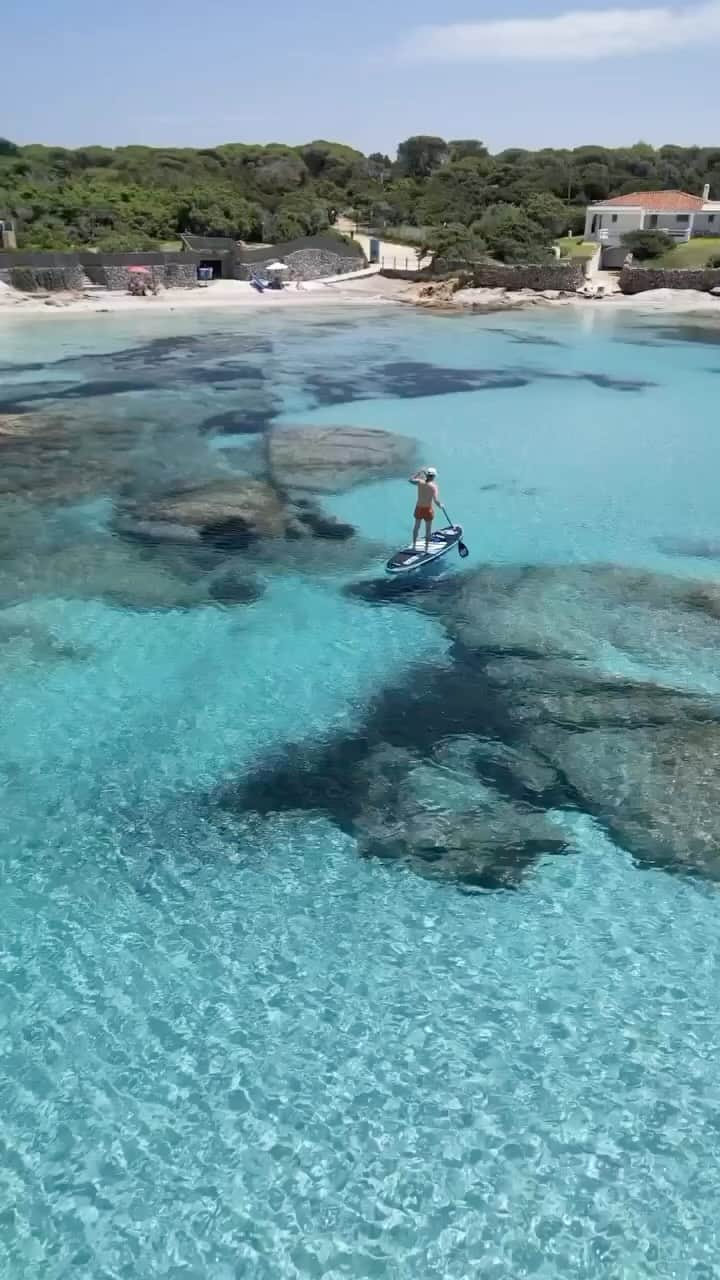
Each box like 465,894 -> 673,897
439,504 -> 469,559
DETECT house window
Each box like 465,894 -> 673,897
648,214 -> 658,227
676,214 -> 690,224
709,214 -> 716,224
611,214 -> 618,223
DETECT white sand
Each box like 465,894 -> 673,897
1,273 -> 719,322
0,274 -> 397,320
583,287 -> 720,314
453,284 -> 720,317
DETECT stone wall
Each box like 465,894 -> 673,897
0,251 -> 203,292
239,232 -> 364,266
381,267 -> 456,282
101,263 -> 198,290
238,248 -> 362,282
381,262 -> 586,291
620,266 -> 720,294
467,262 -> 586,292
5,264 -> 85,292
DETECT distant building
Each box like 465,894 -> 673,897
584,186 -> 720,248
179,231 -> 365,280
0,216 -> 17,249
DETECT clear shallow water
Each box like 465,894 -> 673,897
2,303 -> 720,1277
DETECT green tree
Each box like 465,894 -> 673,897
4,135 -> 720,255
422,222 -> 486,265
417,158 -> 490,226
525,192 -> 572,238
265,210 -> 307,242
367,153 -> 393,181
448,139 -> 488,162
478,205 -> 553,263
620,229 -> 674,260
396,136 -> 448,179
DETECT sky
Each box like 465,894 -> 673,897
2,0 -> 720,155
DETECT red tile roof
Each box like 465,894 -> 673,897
595,190 -> 703,210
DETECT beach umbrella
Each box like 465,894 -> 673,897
267,261 -> 289,271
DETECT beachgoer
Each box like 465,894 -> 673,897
409,467 -> 439,551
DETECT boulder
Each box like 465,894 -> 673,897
354,744 -> 568,890
0,409 -> 151,504
128,479 -> 293,546
200,409 -> 272,436
123,478 -> 355,551
112,517 -> 203,547
413,280 -> 460,309
411,563 -> 720,683
345,561 -> 720,880
548,723 -> 720,879
0,413 -> 37,440
215,699 -> 570,890
291,507 -> 354,540
208,571 -> 263,606
267,425 -> 417,493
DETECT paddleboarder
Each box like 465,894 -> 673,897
409,467 -> 439,552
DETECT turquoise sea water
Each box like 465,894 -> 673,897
1,303 -> 720,1277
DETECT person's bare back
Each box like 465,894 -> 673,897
409,467 -> 439,550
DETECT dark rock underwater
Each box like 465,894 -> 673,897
212,564 -> 720,889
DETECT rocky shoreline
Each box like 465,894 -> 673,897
405,277 -> 720,316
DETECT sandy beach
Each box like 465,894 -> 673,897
1,273 -> 720,321
0,275 -> 394,319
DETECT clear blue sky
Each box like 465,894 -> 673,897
3,0 -> 720,154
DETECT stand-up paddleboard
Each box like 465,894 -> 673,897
386,524 -> 464,576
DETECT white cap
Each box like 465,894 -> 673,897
425,466 -> 437,479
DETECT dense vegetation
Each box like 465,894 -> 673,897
1,134 -> 720,261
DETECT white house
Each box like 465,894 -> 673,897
584,185 -> 720,248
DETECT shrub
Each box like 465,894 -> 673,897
707,253 -> 720,268
477,205 -> 553,264
566,206 -> 588,237
421,223 -> 486,266
525,192 -> 570,238
620,229 -> 674,260
366,224 -> 432,248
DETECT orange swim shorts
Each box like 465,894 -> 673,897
414,505 -> 434,521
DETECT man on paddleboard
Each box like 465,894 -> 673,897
409,467 -> 439,552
